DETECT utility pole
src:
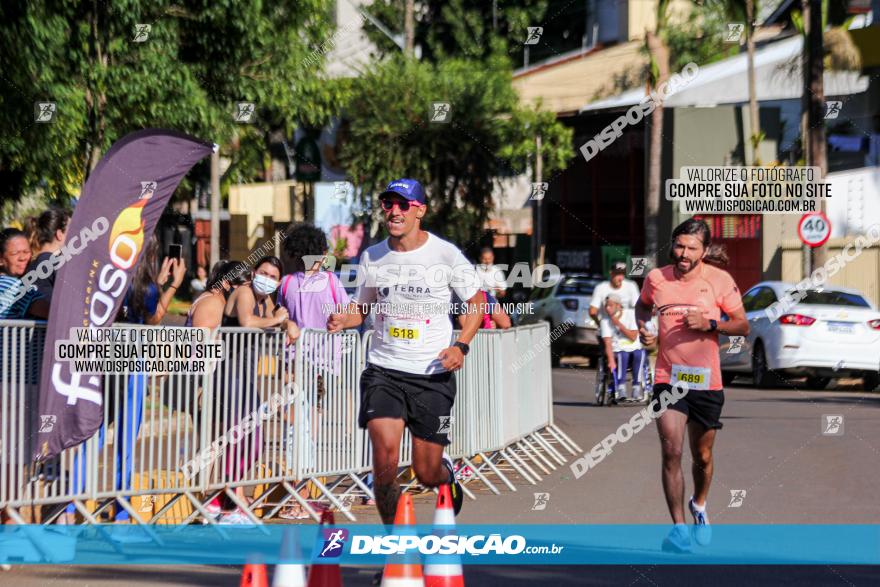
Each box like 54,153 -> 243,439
210,147 -> 221,269
534,134 -> 544,267
807,0 -> 827,270
800,0 -> 812,278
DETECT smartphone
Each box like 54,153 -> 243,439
168,244 -> 182,260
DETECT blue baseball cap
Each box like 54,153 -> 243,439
379,178 -> 425,205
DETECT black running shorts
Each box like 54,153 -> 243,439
651,383 -> 725,430
358,363 -> 456,446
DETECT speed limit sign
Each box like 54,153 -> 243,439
798,212 -> 831,248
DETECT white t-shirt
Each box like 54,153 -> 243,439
475,264 -> 507,292
600,308 -> 642,352
590,279 -> 640,317
354,233 -> 479,374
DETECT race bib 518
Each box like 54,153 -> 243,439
384,317 -> 423,347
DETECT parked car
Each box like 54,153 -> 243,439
719,281 -> 880,390
518,274 -> 603,365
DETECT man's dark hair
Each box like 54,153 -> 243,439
282,223 -> 328,273
671,218 -> 711,249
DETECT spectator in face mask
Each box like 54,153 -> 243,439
224,256 -> 298,342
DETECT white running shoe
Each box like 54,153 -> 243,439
688,497 -> 712,546
219,508 -> 253,525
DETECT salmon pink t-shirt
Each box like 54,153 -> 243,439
639,264 -> 743,390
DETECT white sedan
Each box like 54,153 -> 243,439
720,281 -> 880,390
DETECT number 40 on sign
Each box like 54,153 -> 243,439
798,212 -> 831,248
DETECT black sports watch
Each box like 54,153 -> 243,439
708,319 -> 718,332
453,341 -> 470,355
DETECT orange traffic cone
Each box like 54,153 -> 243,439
424,485 -> 464,587
382,493 -> 424,587
273,527 -> 306,587
307,510 -> 343,587
241,558 -> 269,587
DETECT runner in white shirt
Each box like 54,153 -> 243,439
327,178 -> 482,523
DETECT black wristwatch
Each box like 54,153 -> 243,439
453,341 -> 470,355
708,319 -> 718,332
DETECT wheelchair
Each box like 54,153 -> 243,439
595,351 -> 654,406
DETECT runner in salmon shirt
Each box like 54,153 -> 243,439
635,218 -> 749,553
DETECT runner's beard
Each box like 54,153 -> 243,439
673,255 -> 701,275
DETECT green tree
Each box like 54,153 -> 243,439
0,0 -> 341,205
341,55 -> 572,246
364,0 -> 549,64
664,4 -> 739,72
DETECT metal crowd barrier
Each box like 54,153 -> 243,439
0,320 -> 581,526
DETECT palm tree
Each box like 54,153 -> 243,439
644,0 -> 758,261
644,0 -> 671,264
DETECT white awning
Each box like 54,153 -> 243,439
579,35 -> 869,113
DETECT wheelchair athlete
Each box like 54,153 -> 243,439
600,293 -> 648,403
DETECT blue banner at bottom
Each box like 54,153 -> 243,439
1,525 -> 878,565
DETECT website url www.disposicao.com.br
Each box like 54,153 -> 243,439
336,533 -> 564,557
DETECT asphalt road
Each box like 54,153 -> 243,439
3,364 -> 879,585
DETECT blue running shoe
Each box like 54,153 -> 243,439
661,524 -> 692,554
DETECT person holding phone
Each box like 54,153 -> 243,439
65,236 -> 186,524
117,236 -> 186,325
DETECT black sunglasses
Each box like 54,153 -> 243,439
379,198 -> 417,212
